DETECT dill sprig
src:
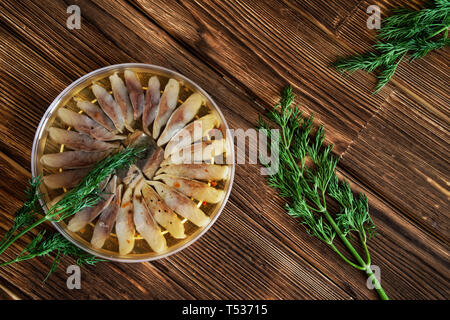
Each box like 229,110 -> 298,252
0,146 -> 145,280
335,0 -> 449,93
259,85 -> 388,300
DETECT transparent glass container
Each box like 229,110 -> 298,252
31,63 -> 235,262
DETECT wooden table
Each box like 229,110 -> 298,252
0,0 -> 448,300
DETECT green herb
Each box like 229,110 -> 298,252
258,86 -> 388,300
334,0 -> 449,93
0,146 -> 145,280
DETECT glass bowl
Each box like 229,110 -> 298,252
31,63 -> 235,262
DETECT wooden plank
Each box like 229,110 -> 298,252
284,0 -> 363,32
0,0 -> 353,299
340,91 -> 450,241
131,0 -> 394,155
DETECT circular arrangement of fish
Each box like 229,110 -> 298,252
39,69 -> 231,256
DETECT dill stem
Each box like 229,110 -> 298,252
360,232 -> 371,266
323,210 -> 389,300
0,216 -> 47,255
427,25 -> 449,39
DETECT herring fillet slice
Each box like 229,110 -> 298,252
156,164 -> 229,181
48,127 -> 119,152
164,113 -> 219,158
92,83 -> 125,132
57,108 -> 125,141
152,78 -> 180,139
110,72 -> 135,131
43,168 -> 90,189
40,150 -> 112,169
77,100 -> 117,133
121,164 -> 144,189
133,180 -> 167,253
153,174 -> 224,204
157,93 -> 203,146
142,182 -> 185,239
148,181 -> 210,227
124,70 -> 145,120
161,139 -> 228,166
91,184 -> 122,249
116,185 -> 135,255
67,176 -> 117,232
126,130 -> 163,180
141,146 -> 164,180
142,76 -> 160,136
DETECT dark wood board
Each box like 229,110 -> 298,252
0,0 -> 448,300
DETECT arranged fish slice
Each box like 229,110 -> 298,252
152,78 -> 180,139
57,108 -> 125,141
48,127 -> 118,152
142,183 -> 185,239
43,168 -> 90,189
164,113 -> 219,158
126,130 -> 164,179
156,164 -> 229,181
124,70 -> 145,120
110,72 -> 134,131
133,180 -> 167,253
141,146 -> 164,179
40,150 -> 112,169
67,176 -> 117,232
149,181 -> 210,227
142,76 -> 160,136
121,164 -> 144,189
154,174 -> 224,204
77,100 -> 117,133
91,83 -> 125,132
91,184 -> 122,249
157,93 -> 203,146
161,139 -> 228,166
116,185 -> 135,255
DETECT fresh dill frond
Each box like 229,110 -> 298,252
0,146 -> 145,280
259,85 -> 388,299
335,0 -> 449,93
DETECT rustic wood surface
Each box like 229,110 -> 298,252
0,0 -> 448,300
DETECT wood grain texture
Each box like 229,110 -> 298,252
0,0 -> 448,300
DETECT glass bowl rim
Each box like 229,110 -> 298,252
31,63 -> 235,263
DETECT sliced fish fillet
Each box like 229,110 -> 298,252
149,181 -> 210,227
124,70 -> 145,120
43,168 -> 90,189
116,185 -> 135,255
77,100 -> 117,133
133,180 -> 167,253
156,164 -> 229,181
57,108 -> 125,141
110,72 -> 135,131
48,127 -> 118,152
154,174 -> 224,203
67,176 -> 117,232
40,150 -> 112,169
91,184 -> 122,249
142,182 -> 185,239
157,93 -> 203,146
164,113 -> 219,158
91,83 -> 125,132
142,76 -> 160,136
161,139 -> 228,166
152,78 -> 180,139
